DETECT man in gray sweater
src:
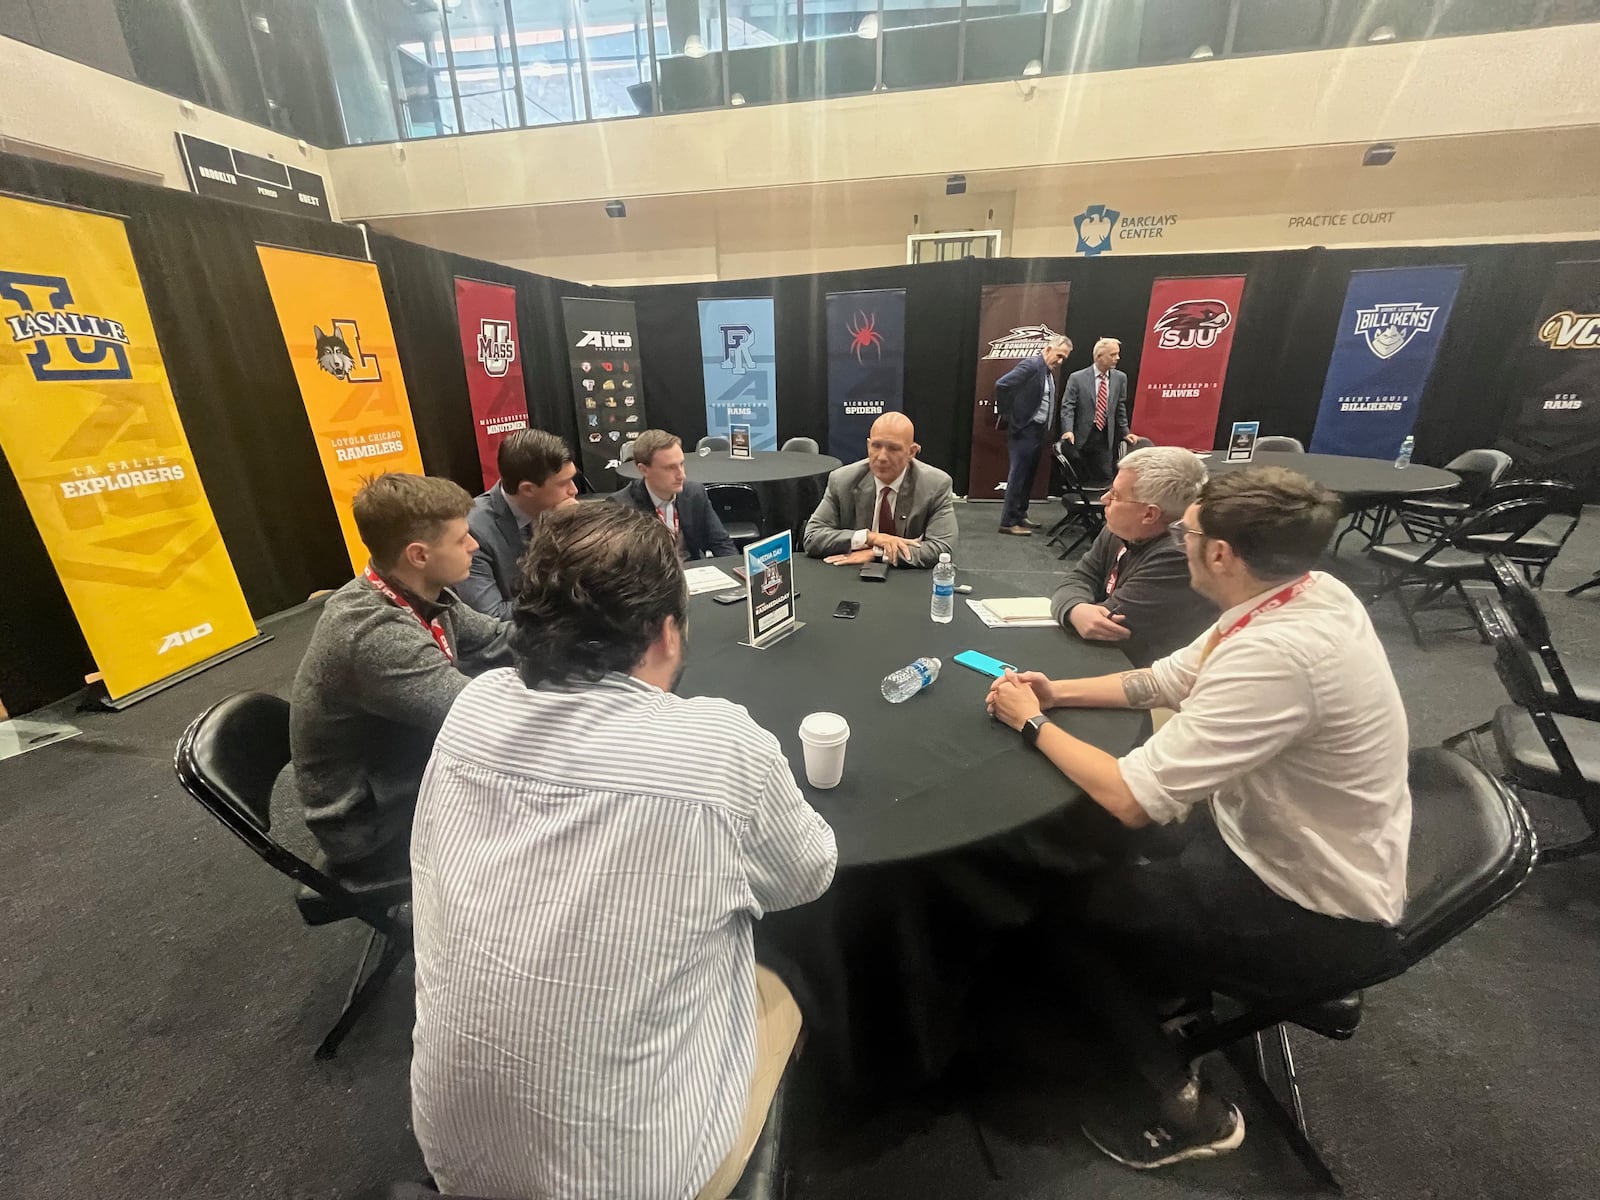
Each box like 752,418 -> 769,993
291,473 -> 512,880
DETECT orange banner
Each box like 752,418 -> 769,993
256,246 -> 425,572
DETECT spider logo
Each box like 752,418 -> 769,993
847,311 -> 884,364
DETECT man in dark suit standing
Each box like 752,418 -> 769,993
461,429 -> 579,618
994,335 -> 1072,536
612,429 -> 737,560
1063,337 -> 1137,489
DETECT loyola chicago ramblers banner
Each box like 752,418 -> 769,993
0,195 -> 257,701
455,277 -> 528,491
257,245 -> 426,572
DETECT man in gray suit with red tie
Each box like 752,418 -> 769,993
1063,337 -> 1138,489
995,335 -> 1072,536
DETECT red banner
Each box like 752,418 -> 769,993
968,282 -> 1071,499
454,278 -> 529,489
1130,275 -> 1247,450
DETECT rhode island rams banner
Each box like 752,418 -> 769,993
1497,260 -> 1600,494
825,289 -> 905,461
968,283 -> 1071,498
699,297 -> 777,451
455,277 -> 528,490
1309,265 -> 1464,459
257,245 -> 427,572
1131,276 -> 1247,450
562,297 -> 645,491
0,195 -> 257,702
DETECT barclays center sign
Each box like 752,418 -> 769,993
1072,204 -> 1180,257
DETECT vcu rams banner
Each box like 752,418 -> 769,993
1497,260 -> 1600,494
1309,265 -> 1464,459
256,245 -> 427,573
825,289 -> 905,462
1130,276 -> 1247,450
968,282 -> 1071,499
562,296 -> 645,492
0,196 -> 258,703
454,277 -> 528,490
698,297 -> 777,451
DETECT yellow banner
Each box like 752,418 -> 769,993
0,196 -> 258,701
256,246 -> 426,572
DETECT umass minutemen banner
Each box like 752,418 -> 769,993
257,245 -> 427,573
825,289 -> 905,461
1130,276 -> 1247,449
1309,265 -> 1464,459
698,297 -> 777,451
1497,260 -> 1600,493
968,282 -> 1070,499
455,277 -> 528,490
562,296 -> 645,492
0,195 -> 257,701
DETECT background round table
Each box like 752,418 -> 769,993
1205,449 -> 1457,501
617,449 -> 843,540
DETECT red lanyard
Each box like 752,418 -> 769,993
656,503 -> 680,536
1217,573 -> 1315,644
363,566 -> 455,663
1105,545 -> 1128,596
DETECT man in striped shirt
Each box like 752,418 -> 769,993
410,502 -> 838,1200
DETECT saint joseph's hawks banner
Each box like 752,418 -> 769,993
825,289 -> 905,461
455,278 -> 528,490
257,246 -> 427,573
699,297 -> 777,451
968,282 -> 1070,499
0,196 -> 257,701
563,297 -> 645,491
1497,260 -> 1600,494
1131,275 -> 1247,450
1309,265 -> 1464,459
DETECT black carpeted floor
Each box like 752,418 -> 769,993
3,502 -> 1598,1200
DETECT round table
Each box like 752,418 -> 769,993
618,449 -> 843,541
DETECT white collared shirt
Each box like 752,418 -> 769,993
850,467 -> 907,551
646,484 -> 677,532
1118,571 -> 1411,925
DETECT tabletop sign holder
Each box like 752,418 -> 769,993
1226,421 -> 1260,462
730,424 -> 752,458
740,529 -> 803,649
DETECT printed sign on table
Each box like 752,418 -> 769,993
744,529 -> 796,647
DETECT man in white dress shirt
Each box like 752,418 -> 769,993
410,502 -> 838,1200
988,466 -> 1410,1170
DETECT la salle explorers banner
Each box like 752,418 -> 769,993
562,297 -> 645,491
698,297 -> 777,451
1130,276 -> 1247,450
0,195 -> 257,701
968,282 -> 1070,499
257,245 -> 427,573
455,277 -> 528,490
825,289 -> 905,461
1309,265 -> 1464,459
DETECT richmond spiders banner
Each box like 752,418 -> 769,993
699,296 -> 777,451
1130,275 -> 1247,450
968,282 -> 1071,499
825,289 -> 905,461
455,277 -> 529,491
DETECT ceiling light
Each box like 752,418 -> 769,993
946,174 -> 966,196
1051,0 -> 1072,12
1190,44 -> 1215,59
730,92 -> 746,106
684,34 -> 707,58
605,200 -> 626,218
1022,59 -> 1043,77
856,13 -> 880,40
1363,143 -> 1397,167
1369,25 -> 1397,43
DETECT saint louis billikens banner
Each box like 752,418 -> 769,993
0,195 -> 258,702
825,289 -> 905,461
699,297 -> 777,451
968,282 -> 1071,499
455,278 -> 528,491
1131,275 -> 1247,450
1497,260 -> 1600,492
1309,265 -> 1464,459
562,297 -> 645,491
257,245 -> 428,573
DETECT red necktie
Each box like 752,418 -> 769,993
877,486 -> 894,535
1095,374 -> 1108,431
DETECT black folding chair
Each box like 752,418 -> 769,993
1253,435 -> 1304,453
1044,441 -> 1105,558
173,692 -> 412,1059
706,483 -> 765,550
1395,448 -> 1512,539
1460,480 -> 1582,587
698,436 -> 732,452
781,436 -> 819,453
1484,555 -> 1600,721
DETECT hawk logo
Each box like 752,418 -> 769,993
1538,310 -> 1600,350
1154,299 -> 1233,350
0,271 -> 132,382
1073,204 -> 1120,256
314,321 -> 382,382
575,329 -> 633,350
983,324 -> 1064,360
476,319 -> 516,377
720,323 -> 756,374
1353,303 -> 1439,360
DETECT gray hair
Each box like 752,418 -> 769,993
1094,337 -> 1121,356
1119,446 -> 1207,519
1048,335 -> 1072,351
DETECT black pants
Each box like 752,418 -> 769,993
1001,423 -> 1047,527
1052,811 -> 1400,1097
1072,431 -> 1117,489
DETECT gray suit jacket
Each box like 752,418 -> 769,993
803,458 -> 957,569
460,484 -> 526,619
1063,366 -> 1131,450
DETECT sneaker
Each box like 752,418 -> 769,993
998,525 -> 1034,536
1021,517 -> 1043,529
1082,1097 -> 1244,1170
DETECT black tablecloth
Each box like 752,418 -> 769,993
618,450 -> 842,542
1207,450 -> 1457,501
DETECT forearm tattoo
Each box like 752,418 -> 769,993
1120,669 -> 1161,709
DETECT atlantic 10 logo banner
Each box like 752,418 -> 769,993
1130,276 -> 1247,450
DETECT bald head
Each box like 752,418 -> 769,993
867,412 -> 919,484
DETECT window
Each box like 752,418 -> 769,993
799,1 -> 880,99
654,0 -> 724,112
446,0 -> 522,132
1327,0 -> 1440,46
510,0 -> 583,125
882,2 -> 961,91
962,0 -> 1048,83
724,0 -> 802,105
1231,0 -> 1331,55
1138,0 -> 1231,63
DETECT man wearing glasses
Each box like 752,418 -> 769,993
987,467 -> 1410,1172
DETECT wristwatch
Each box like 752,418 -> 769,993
1020,714 -> 1049,748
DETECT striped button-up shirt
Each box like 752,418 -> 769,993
410,668 -> 838,1200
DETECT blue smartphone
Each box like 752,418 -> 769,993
954,650 -> 1016,679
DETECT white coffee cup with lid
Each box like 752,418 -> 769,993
798,712 -> 850,789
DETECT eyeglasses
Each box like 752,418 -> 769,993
1168,519 -> 1206,549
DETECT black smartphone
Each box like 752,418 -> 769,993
833,600 -> 861,619
712,591 -> 745,606
859,561 -> 889,582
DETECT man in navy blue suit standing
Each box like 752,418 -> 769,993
995,335 -> 1072,536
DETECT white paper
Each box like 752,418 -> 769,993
684,565 -> 742,595
964,598 -> 1057,629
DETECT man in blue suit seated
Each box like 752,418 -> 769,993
612,429 -> 738,560
994,334 -> 1072,537
460,428 -> 579,618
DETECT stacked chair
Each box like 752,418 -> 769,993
1459,479 -> 1583,587
1044,440 -> 1105,558
1395,449 -> 1511,539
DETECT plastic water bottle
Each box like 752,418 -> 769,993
931,553 -> 955,624
1394,435 -> 1414,470
882,657 -> 941,704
